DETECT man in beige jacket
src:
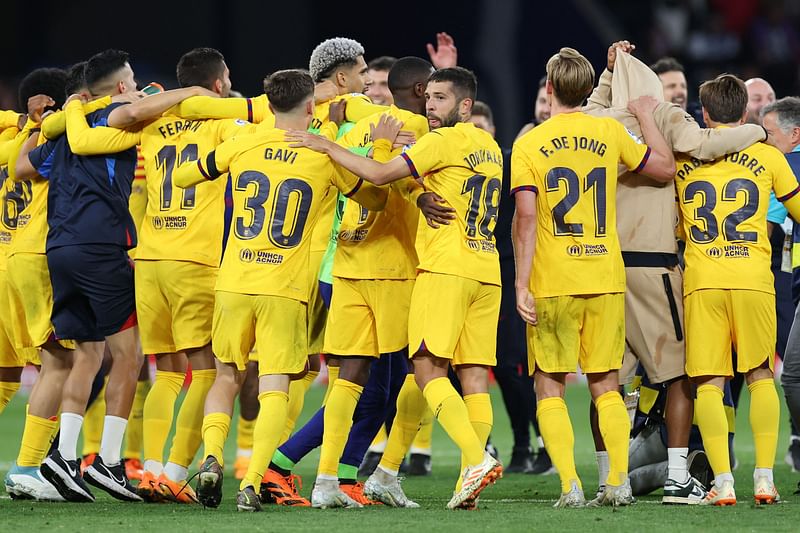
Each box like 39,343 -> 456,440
582,42 -> 767,504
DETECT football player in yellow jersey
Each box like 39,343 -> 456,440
260,56 -> 432,509
676,75 -> 800,506
171,69 -> 387,512
128,48 -> 246,504
290,66 -> 506,510
511,48 -> 675,508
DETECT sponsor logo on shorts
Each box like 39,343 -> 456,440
706,247 -> 722,258
152,215 -> 187,229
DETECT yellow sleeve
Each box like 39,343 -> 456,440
333,163 -> 388,212
319,121 -> 340,141
0,110 -> 22,130
7,122 -> 40,181
510,141 -> 539,195
218,118 -> 255,141
336,119 -> 368,148
170,95 -> 267,122
344,96 -> 388,123
41,96 -> 113,140
0,127 -> 20,165
773,152 -> 800,222
401,130 -> 448,179
614,121 -> 650,171
65,100 -> 140,155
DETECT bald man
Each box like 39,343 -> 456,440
746,78 -> 776,125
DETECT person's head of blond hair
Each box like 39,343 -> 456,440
545,47 -> 595,108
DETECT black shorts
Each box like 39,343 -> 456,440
496,259 -> 526,367
47,244 -> 136,342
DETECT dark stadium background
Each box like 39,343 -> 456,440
2,0 -> 799,147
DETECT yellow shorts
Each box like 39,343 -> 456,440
324,278 -> 414,356
685,289 -> 775,377
408,272 -> 499,366
528,293 -> 625,375
307,250 -> 327,355
135,260 -> 217,354
0,269 -> 39,366
212,290 -> 307,375
6,253 -> 57,349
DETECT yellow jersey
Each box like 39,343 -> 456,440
184,128 -> 382,301
10,129 -> 48,256
400,122 -> 503,285
0,170 -> 32,270
676,138 -> 800,295
333,105 -> 429,280
136,114 -> 249,266
511,112 -> 650,298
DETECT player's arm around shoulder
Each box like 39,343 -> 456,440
65,98 -> 141,156
626,96 -> 676,181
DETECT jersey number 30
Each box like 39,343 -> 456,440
234,171 -> 313,249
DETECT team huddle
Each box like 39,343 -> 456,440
0,33 -> 798,512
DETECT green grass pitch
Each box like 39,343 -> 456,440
0,383 -> 797,532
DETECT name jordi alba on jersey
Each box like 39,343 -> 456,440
677,141 -> 800,295
402,123 -> 503,286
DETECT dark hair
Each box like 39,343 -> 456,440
18,67 -> 67,113
538,75 -> 547,89
85,49 -> 130,93
65,62 -> 88,96
177,47 -> 226,90
263,69 -> 315,113
427,66 -> 477,103
650,57 -> 684,75
368,56 -> 397,72
699,74 -> 748,124
471,101 -> 494,125
387,56 -> 433,93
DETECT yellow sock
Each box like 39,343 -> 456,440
122,380 -> 149,459
456,393 -> 493,491
142,371 -> 183,463
0,381 -> 20,414
17,413 -> 58,467
423,377 -> 483,467
242,391 -> 289,490
595,390 -> 631,487
749,378 -> 779,469
82,381 -> 106,456
236,416 -> 255,454
696,384 -> 731,476
380,375 -> 426,472
411,407 -> 434,450
281,370 -> 319,443
318,379 -> 363,477
322,365 -> 339,405
201,412 -> 231,467
371,425 -> 388,449
537,396 -> 580,492
168,369 -> 215,468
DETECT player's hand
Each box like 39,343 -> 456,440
64,93 -> 88,108
417,192 -> 455,228
286,130 -> 333,153
394,130 -> 416,149
607,40 -> 635,71
516,287 -> 537,325
427,32 -> 458,69
328,100 -> 347,127
314,80 -> 338,103
27,94 -> 55,123
627,95 -> 659,117
370,114 -> 403,144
